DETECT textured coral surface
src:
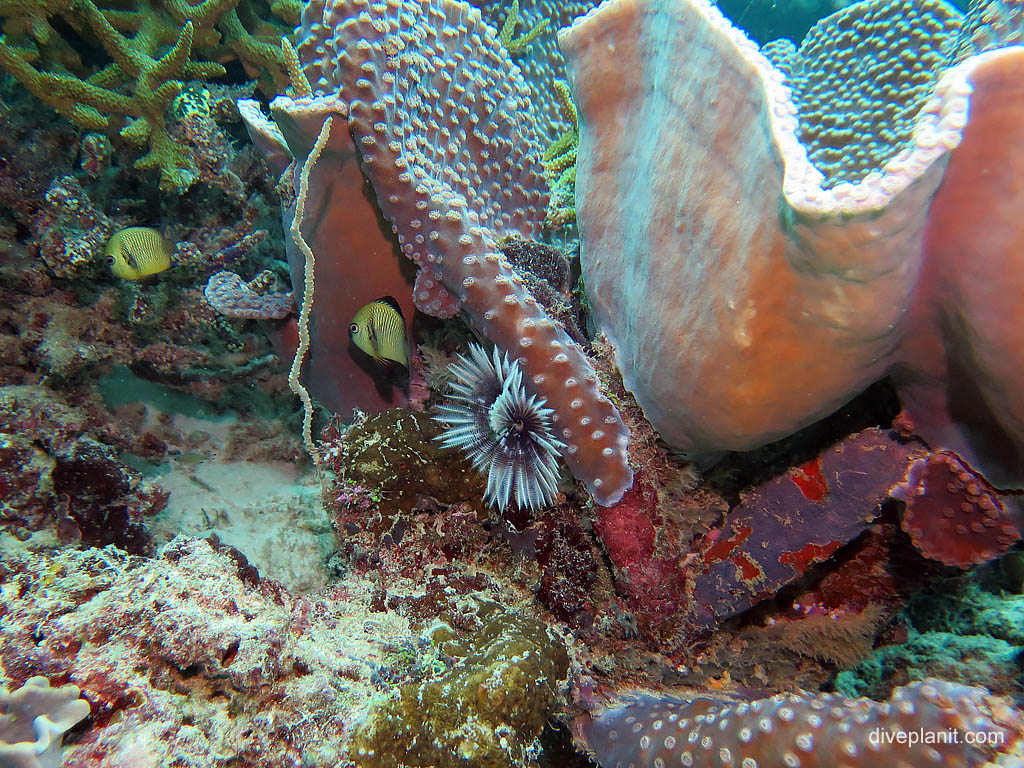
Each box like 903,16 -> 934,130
574,680 -> 1024,768
0,539 -> 568,767
690,429 -> 921,625
4,1 -> 1024,767
907,45 -> 1024,486
893,451 -> 1021,567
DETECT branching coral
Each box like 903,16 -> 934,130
0,2 -> 222,191
0,0 -> 294,191
540,80 -> 579,228
497,0 -> 550,55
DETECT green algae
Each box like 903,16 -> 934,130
836,568 -> 1024,699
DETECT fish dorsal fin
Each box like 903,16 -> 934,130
375,295 -> 404,320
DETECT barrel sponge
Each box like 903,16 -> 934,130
0,676 -> 91,768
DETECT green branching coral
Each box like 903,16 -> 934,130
0,0 -> 293,191
498,0 -> 549,55
541,79 -> 578,228
349,609 -> 569,768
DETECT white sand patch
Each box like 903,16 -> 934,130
150,460 -> 333,593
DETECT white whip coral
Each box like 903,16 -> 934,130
435,344 -> 565,512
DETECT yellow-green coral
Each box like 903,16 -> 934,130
498,0 -> 550,55
541,79 -> 578,227
349,609 -> 568,768
281,35 -> 311,98
0,0 -> 293,191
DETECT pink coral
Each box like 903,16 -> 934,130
237,100 -> 416,417
907,45 -> 1024,487
240,0 -> 633,504
593,471 -> 691,641
573,679 -> 1024,768
892,451 -> 1021,568
204,270 -> 295,320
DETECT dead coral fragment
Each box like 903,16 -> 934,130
349,610 -> 568,768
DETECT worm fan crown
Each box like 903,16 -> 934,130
435,344 -> 566,512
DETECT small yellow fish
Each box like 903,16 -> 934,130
349,296 -> 410,369
106,227 -> 174,280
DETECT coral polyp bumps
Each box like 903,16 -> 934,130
435,344 -> 565,513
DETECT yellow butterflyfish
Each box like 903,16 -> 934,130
348,296 -> 410,370
106,227 -> 174,280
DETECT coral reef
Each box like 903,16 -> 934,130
539,81 -> 579,228
0,386 -> 168,552
0,540 -> 381,766
837,565 -> 1024,700
349,608 -> 569,768
240,0 -> 634,505
236,99 -> 416,418
786,0 -> 960,184
689,428 -> 921,626
323,408 -> 487,532
204,269 -> 294,320
471,0 -> 598,140
497,236 -> 584,345
892,451 -> 1021,567
0,87 -> 293,414
0,536 -> 572,767
561,0 -> 1024,493
2,0 -> 1023,766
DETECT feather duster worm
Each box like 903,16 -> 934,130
435,344 -> 565,512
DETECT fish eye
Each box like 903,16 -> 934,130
106,256 -> 115,264
349,323 -> 359,334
